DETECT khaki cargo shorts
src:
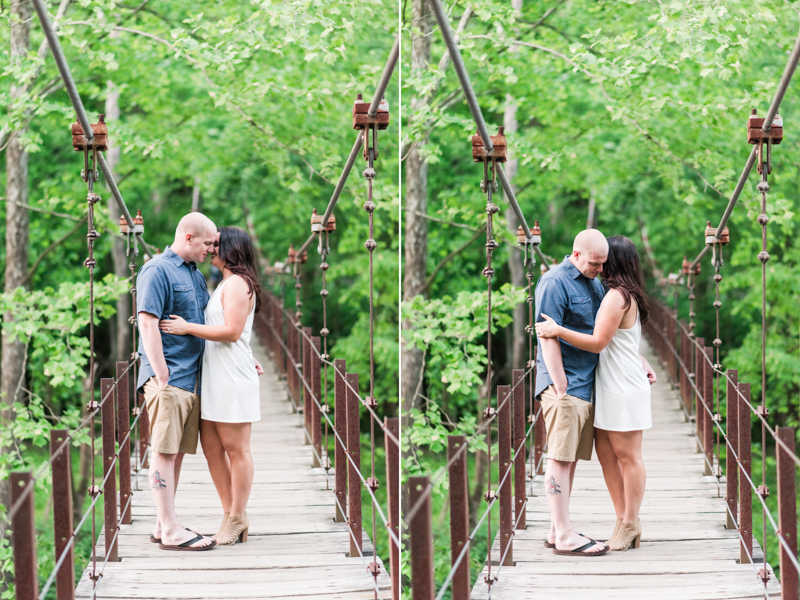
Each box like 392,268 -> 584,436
143,377 -> 200,455
539,385 -> 594,462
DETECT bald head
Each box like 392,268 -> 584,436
171,212 -> 217,264
570,229 -> 608,279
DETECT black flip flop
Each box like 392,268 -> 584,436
553,539 -> 609,557
159,534 -> 217,551
544,533 -> 595,549
150,527 -> 202,544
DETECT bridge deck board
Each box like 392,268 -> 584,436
472,340 -> 781,600
76,341 -> 390,599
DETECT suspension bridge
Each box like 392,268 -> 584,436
6,2 -> 399,599
405,1 -> 800,599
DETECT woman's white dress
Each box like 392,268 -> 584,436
594,309 -> 652,431
200,276 -> 261,423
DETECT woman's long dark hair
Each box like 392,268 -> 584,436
218,226 -> 264,313
602,236 -> 649,326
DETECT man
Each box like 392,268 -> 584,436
535,229 -> 609,555
137,212 -> 217,550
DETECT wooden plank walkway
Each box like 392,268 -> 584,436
473,340 -> 781,600
76,339 -> 391,600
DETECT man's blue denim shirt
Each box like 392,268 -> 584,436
136,246 -> 209,393
534,255 -> 605,402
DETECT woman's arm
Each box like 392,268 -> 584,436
535,290 -> 627,353
159,276 -> 253,343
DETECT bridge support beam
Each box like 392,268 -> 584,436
385,418 -> 400,600
512,369 -> 526,530
302,326 -> 312,447
725,370 -> 739,530
312,337 -> 322,467
117,361 -> 132,525
448,435 -> 470,600
11,472 -> 38,600
776,426 -> 798,600
694,337 -> 705,455
333,359 -> 347,522
703,346 -> 714,477
50,430 -> 75,600
738,383 -> 753,564
346,372 -> 362,557
409,476 -> 434,600
498,385 -> 513,566
101,378 -> 119,562
138,393 -> 150,470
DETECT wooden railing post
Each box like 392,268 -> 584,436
287,322 -> 297,405
448,435 -> 470,600
11,472 -> 38,600
498,385 -> 513,566
385,418 -> 400,600
116,362 -> 132,524
50,430 -> 75,600
279,298 -> 287,378
777,426 -> 798,600
668,312 -> 677,383
346,372 -> 362,556
138,393 -> 150,470
409,476 -> 434,600
532,347 -> 544,476
101,378 -> 119,562
302,326 -> 312,446
694,337 -> 705,454
738,383 -> 753,564
703,346 -> 714,476
725,369 -> 739,530
512,369 -> 526,529
334,358 -> 347,522
312,336 -> 322,467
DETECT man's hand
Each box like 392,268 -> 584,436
156,371 -> 170,389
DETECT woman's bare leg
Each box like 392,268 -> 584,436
201,419 -> 233,513
216,422 -> 254,517
596,428 -> 626,520
607,430 -> 645,523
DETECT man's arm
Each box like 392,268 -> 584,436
139,312 -> 169,388
540,337 -> 567,396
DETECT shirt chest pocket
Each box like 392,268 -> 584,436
567,295 -> 593,326
171,283 -> 197,319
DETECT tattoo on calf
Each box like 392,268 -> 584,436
151,470 -> 167,490
546,476 -> 562,495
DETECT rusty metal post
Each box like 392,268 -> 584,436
498,385 -> 513,566
385,418 -> 400,600
334,359 -> 347,522
738,383 -> 753,564
777,426 -> 798,600
679,323 -> 688,412
302,326 -> 312,445
280,299 -> 288,378
116,362 -> 132,525
533,347 -> 544,476
668,313 -> 676,382
101,378 -> 119,562
694,337 -> 705,453
10,472 -> 38,600
512,369 -> 526,529
346,372 -> 362,556
287,322 -> 297,404
703,346 -> 714,476
138,393 -> 150,469
50,430 -> 75,600
448,436 -> 470,600
409,476 -> 434,600
725,370 -> 739,529
312,336 -> 322,467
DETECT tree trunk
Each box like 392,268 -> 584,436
191,176 -> 202,212
503,0 -> 526,372
400,0 -> 432,414
1,0 -> 32,589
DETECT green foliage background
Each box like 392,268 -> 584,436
0,0 -> 398,595
402,0 -> 800,595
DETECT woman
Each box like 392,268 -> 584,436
535,236 -> 656,551
159,226 -> 264,546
